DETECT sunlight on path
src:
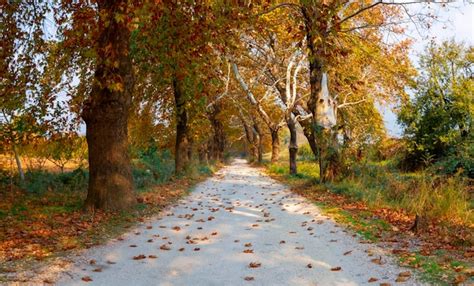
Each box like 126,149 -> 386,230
56,159 -> 421,286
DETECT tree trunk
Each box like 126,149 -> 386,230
318,130 -> 341,183
173,76 -> 188,174
208,104 -> 225,162
12,145 -> 25,182
287,116 -> 298,175
240,117 -> 257,162
187,132 -> 194,162
198,143 -> 208,164
82,0 -> 135,211
299,119 -> 318,160
252,118 -> 263,164
270,128 -> 280,163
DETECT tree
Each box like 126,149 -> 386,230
133,2 -> 238,173
232,61 -> 285,163
398,40 -> 473,169
81,0 -> 137,210
1,1 -> 51,182
257,0 -> 421,181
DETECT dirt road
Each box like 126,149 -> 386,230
55,159 -> 420,286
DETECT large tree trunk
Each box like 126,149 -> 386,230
173,76 -> 188,174
12,145 -> 25,182
82,0 -> 135,211
270,128 -> 280,163
287,116 -> 298,175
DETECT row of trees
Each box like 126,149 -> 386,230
2,1 -> 464,211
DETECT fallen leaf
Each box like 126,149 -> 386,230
81,276 -> 93,282
148,255 -> 157,259
194,247 -> 200,251
89,259 -> 96,265
371,257 -> 384,265
179,248 -> 185,251
453,274 -> 466,284
330,266 -> 342,271
244,243 -> 252,247
464,251 -> 474,258
243,249 -> 254,253
106,260 -> 116,264
160,244 -> 171,250
249,262 -> 261,268
172,226 -> 181,231
129,244 -> 137,248
343,250 -> 353,256
307,263 -> 313,268
133,254 -> 146,260
398,271 -> 411,277
244,276 -> 255,281
368,277 -> 378,282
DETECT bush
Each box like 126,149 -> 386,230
133,149 -> 174,189
12,168 -> 89,194
297,143 -> 315,161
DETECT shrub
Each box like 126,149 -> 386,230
133,149 -> 174,189
298,143 -> 315,161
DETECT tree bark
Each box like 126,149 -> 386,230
186,132 -> 194,162
299,119 -> 318,160
240,116 -> 257,162
173,76 -> 188,174
208,104 -> 225,162
12,145 -> 25,182
82,0 -> 135,211
252,118 -> 263,164
198,143 -> 208,164
287,116 -> 298,175
270,128 -> 280,163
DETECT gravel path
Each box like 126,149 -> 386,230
56,159 -> 421,286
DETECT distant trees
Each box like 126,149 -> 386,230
399,40 -> 473,175
1,1 -> 51,182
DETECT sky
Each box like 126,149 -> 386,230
381,2 -> 474,137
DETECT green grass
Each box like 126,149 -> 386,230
267,148 -> 473,226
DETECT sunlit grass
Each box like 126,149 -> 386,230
266,144 -> 473,226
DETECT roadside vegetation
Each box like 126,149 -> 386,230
0,145 -> 221,277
